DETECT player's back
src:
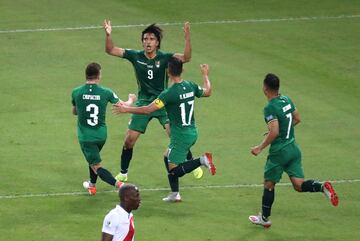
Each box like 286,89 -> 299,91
159,80 -> 203,133
72,84 -> 118,142
264,95 -> 296,153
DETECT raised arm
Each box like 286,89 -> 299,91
251,120 -> 279,156
173,22 -> 191,63
103,19 -> 125,57
200,64 -> 212,97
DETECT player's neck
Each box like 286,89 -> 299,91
120,203 -> 131,213
170,76 -> 182,84
86,79 -> 99,84
144,50 -> 157,59
267,92 -> 280,101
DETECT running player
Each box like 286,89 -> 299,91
249,73 -> 339,228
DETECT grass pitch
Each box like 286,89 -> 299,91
0,0 -> 359,240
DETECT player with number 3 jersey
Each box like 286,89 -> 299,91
71,63 -> 135,195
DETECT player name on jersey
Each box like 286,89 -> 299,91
179,91 -> 194,100
82,94 -> 100,100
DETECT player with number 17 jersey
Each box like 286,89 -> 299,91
156,80 -> 203,136
71,84 -> 119,142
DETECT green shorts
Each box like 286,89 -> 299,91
128,101 -> 169,133
168,131 -> 197,165
264,142 -> 304,183
79,141 -> 105,165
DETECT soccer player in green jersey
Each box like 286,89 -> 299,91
71,62 -> 135,195
103,20 -> 202,181
112,57 -> 216,202
249,73 -> 339,228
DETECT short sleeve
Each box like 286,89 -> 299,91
122,49 -> 139,63
264,105 -> 277,124
108,89 -> 120,104
158,89 -> 170,105
71,90 -> 76,106
190,82 -> 204,98
102,213 -> 118,235
287,96 -> 296,111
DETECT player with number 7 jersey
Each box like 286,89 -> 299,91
263,95 -> 296,154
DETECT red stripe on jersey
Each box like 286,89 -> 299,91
123,216 -> 134,241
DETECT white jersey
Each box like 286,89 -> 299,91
102,205 -> 135,241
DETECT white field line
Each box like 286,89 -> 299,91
0,14 -> 359,34
0,179 -> 359,200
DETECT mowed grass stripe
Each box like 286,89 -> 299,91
0,14 -> 359,34
1,179 -> 358,200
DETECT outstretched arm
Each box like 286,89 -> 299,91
200,64 -> 212,97
174,22 -> 191,63
118,94 -> 137,106
104,19 -> 125,57
113,99 -> 160,115
251,120 -> 279,156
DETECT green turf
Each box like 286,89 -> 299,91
1,0 -> 359,240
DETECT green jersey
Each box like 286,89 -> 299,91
123,49 -> 173,103
157,80 -> 204,134
264,95 -> 296,153
71,84 -> 119,142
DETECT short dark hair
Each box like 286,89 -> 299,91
264,73 -> 280,91
141,24 -> 163,49
86,62 -> 101,80
119,184 -> 138,202
168,57 -> 183,77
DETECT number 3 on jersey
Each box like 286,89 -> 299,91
86,104 -> 99,126
180,101 -> 194,126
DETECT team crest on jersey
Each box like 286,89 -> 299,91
155,61 -> 160,68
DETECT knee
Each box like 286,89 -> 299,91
91,164 -> 101,173
264,181 -> 275,190
124,136 -> 136,148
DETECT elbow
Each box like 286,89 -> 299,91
294,118 -> 301,126
183,56 -> 191,63
203,87 -> 212,97
206,89 -> 212,97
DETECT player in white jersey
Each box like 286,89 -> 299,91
102,184 -> 141,241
